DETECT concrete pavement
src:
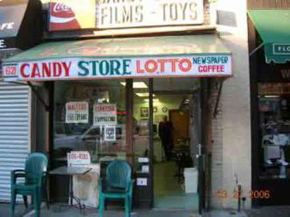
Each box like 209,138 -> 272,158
2,202 -> 290,217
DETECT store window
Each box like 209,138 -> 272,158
258,83 -> 290,179
53,80 -> 127,163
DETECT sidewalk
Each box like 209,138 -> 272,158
246,206 -> 290,217
2,203 -> 290,217
0,203 -> 248,217
0,203 -> 198,217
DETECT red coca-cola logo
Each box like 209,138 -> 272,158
49,2 -> 81,31
53,3 -> 73,14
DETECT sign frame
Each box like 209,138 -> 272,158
3,54 -> 232,82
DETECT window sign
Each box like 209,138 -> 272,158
104,125 -> 116,141
65,101 -> 89,123
94,104 -> 117,126
96,0 -> 204,29
67,151 -> 91,167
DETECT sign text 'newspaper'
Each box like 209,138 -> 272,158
3,55 -> 232,81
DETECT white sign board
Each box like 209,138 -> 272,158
67,151 -> 91,167
96,0 -> 204,29
137,178 -> 148,186
65,101 -> 89,123
104,125 -> 116,141
3,55 -> 233,82
94,104 -> 117,126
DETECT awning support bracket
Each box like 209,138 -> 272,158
249,42 -> 264,57
213,79 -> 224,118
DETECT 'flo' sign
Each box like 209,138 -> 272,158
3,55 -> 232,81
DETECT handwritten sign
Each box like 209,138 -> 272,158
65,101 -> 89,123
67,151 -> 91,167
94,104 -> 117,126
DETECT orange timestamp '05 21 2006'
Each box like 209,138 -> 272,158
212,189 -> 271,199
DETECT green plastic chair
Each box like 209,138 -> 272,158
98,160 -> 134,217
11,153 -> 48,217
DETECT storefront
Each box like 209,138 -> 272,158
0,0 -> 42,202
248,10 -> 290,206
3,31 -> 232,208
4,0 -> 260,212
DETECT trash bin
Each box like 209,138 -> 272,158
184,167 -> 198,193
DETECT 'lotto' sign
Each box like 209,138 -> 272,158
3,54 -> 232,81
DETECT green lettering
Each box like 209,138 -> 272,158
78,61 -> 90,76
90,61 -> 99,76
123,59 -> 131,75
99,60 -> 110,75
110,60 -> 121,75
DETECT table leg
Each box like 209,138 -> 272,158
69,175 -> 86,214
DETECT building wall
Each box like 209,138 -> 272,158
209,0 -> 252,209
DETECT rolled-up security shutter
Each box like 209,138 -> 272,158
0,82 -> 29,202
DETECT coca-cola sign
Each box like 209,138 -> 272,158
49,0 -> 96,31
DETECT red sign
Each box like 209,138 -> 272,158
49,0 -> 96,31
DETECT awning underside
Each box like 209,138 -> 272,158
248,10 -> 290,63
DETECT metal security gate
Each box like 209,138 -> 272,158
0,82 -> 29,202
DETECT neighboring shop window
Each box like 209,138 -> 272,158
53,80 -> 126,163
258,83 -> 290,179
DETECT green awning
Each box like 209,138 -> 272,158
3,35 -> 232,82
248,10 -> 290,63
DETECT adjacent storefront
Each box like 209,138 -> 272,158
248,9 -> 290,206
0,0 -> 42,202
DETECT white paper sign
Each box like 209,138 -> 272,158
94,104 -> 117,126
67,151 -> 91,167
65,101 -> 89,123
104,125 -> 116,141
137,178 -> 147,186
138,157 -> 149,163
142,165 -> 149,173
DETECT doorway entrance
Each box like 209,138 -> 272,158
152,78 -> 200,211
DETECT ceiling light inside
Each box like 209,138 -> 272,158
121,82 -> 147,88
144,98 -> 159,102
136,93 -> 156,97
